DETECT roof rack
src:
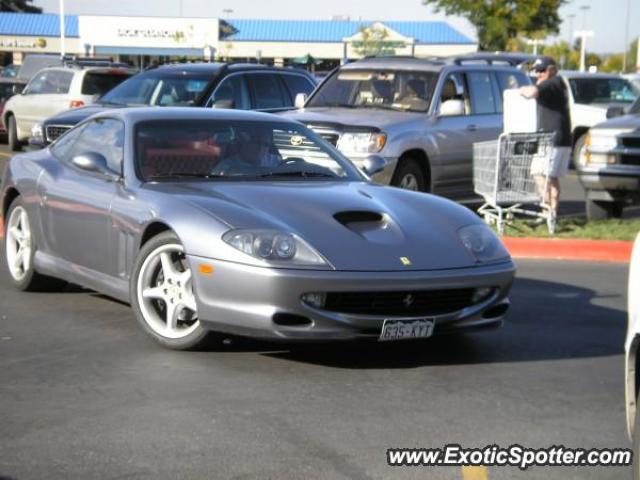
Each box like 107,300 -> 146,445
62,56 -> 132,69
452,52 -> 542,67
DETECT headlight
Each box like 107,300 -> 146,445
588,128 -> 632,152
458,224 -> 509,263
222,229 -> 328,267
337,132 -> 386,154
30,123 -> 44,143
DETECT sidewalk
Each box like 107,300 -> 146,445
503,236 -> 633,263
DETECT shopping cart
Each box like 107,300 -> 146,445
473,132 -> 556,235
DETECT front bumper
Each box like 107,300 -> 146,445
578,166 -> 640,202
188,256 -> 515,341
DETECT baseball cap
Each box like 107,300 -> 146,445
532,56 -> 556,72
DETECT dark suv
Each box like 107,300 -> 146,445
39,62 -> 316,145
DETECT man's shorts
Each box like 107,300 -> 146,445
530,146 -> 571,178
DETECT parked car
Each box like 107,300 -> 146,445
561,71 -> 638,164
575,96 -> 640,219
3,60 -> 136,151
0,78 -> 27,134
626,231 -> 640,478
0,63 -> 19,79
625,73 -> 640,96
280,56 -> 531,201
1,108 -> 515,350
11,54 -> 64,83
38,62 -> 317,147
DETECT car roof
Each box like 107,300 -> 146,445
148,62 -> 310,76
560,70 -> 628,79
341,56 -> 446,72
98,106 -> 300,125
340,55 -> 529,73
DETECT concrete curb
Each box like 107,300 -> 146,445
502,237 -> 633,263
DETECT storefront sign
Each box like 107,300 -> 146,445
0,37 -> 47,50
79,16 -> 218,51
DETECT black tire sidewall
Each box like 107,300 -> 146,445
130,231 -> 210,350
7,115 -> 20,152
392,158 -> 426,192
634,393 -> 640,480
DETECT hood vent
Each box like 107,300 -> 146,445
334,210 -> 384,226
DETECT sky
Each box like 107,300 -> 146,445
33,0 -> 640,55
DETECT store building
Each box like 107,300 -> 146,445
223,19 -> 477,68
78,16 -> 219,69
0,12 -> 476,69
0,13 -> 81,65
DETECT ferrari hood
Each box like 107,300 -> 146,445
150,181 -> 488,271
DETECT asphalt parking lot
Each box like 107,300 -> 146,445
0,144 -> 633,479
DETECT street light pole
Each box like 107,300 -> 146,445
567,13 -> 576,45
622,0 -> 631,72
59,0 -> 65,58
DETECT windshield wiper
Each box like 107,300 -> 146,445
97,100 -> 125,107
258,171 -> 337,178
146,173 -> 225,181
358,103 -> 404,111
315,102 -> 357,108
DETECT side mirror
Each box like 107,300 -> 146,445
71,152 -> 119,180
606,105 -> 625,119
361,155 -> 388,177
213,98 -> 234,109
294,93 -> 308,109
11,84 -> 24,95
439,99 -> 465,116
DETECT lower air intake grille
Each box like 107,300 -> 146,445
323,288 -> 477,316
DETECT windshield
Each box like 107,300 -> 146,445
136,120 -> 362,182
100,73 -> 211,106
569,77 -> 637,105
307,69 -> 437,112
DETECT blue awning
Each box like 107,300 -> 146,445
94,46 -> 205,56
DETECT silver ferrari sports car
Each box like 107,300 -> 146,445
1,108 -> 515,350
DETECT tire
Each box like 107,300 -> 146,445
572,133 -> 587,169
3,197 -> 65,291
585,196 -> 623,221
130,231 -> 212,350
6,115 -> 22,152
391,158 -> 426,192
634,392 -> 640,480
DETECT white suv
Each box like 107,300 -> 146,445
3,62 -> 135,151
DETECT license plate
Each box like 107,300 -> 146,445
379,318 -> 435,341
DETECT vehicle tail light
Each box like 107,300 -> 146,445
69,100 -> 85,108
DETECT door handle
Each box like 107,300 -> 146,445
466,124 -> 477,132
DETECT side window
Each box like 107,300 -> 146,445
47,71 -> 74,94
61,119 -> 125,174
467,71 -> 497,114
249,73 -> 288,109
281,74 -> 315,100
210,75 -> 251,110
439,72 -> 470,115
25,72 -> 49,94
495,71 -> 529,112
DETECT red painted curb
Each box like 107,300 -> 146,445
502,237 -> 633,263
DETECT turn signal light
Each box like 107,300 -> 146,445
198,264 -> 214,275
69,100 -> 85,109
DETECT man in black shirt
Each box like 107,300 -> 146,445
520,56 -> 572,229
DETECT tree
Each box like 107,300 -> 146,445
541,41 -> 579,69
424,0 -> 566,51
0,0 -> 41,12
600,54 -> 624,73
352,25 -> 404,57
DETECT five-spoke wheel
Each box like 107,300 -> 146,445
131,231 -> 212,350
